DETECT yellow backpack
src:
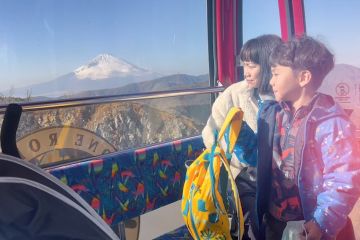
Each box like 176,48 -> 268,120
182,107 -> 244,240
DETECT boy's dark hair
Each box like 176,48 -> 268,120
240,34 -> 282,95
270,35 -> 334,90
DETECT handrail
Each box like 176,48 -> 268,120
0,86 -> 224,114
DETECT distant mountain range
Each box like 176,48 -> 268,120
5,55 -> 359,129
0,54 -> 212,124
6,54 -> 162,97
1,56 -> 210,160
67,73 -> 209,98
62,73 -> 211,123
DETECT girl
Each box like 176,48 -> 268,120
202,34 -> 281,239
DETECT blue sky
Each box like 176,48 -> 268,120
304,0 -> 360,69
0,0 -> 360,89
243,0 -> 360,69
0,0 -> 208,88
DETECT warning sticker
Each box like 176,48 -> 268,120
319,64 -> 360,129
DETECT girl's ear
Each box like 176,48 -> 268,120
298,70 -> 312,87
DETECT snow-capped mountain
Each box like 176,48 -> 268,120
8,54 -> 162,97
74,54 -> 153,80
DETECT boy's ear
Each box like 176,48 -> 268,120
298,70 -> 312,87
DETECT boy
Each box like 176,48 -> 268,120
256,36 -> 360,239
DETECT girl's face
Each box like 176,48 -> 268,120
243,61 -> 261,89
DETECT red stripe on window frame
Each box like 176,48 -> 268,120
291,0 -> 306,37
278,0 -> 306,40
278,0 -> 290,41
215,0 -> 236,86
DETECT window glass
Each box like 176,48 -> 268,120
0,92 -> 210,166
0,0 -> 209,101
239,0 -> 281,82
243,0 -> 281,42
304,0 -> 360,133
0,0 -> 210,165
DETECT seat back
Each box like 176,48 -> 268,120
0,154 -> 120,240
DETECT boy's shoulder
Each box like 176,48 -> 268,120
259,93 -> 350,126
307,93 -> 356,138
309,93 -> 349,122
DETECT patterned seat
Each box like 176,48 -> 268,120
49,136 -> 204,238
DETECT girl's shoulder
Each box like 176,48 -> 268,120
225,80 -> 251,95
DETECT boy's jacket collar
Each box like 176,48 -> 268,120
262,93 -> 350,123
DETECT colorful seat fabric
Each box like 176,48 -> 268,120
49,136 -> 204,227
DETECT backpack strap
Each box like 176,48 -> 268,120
217,107 -> 243,152
215,107 -> 245,240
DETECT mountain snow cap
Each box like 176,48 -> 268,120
74,53 -> 148,80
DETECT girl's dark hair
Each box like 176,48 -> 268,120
240,34 -> 282,94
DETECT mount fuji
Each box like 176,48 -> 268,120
74,54 -> 157,80
10,54 -> 162,97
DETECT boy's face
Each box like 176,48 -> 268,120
270,64 -> 301,102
